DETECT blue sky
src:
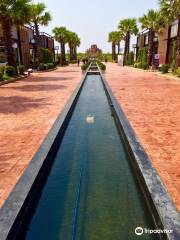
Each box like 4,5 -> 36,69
34,0 -> 159,53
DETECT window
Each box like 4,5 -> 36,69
144,34 -> 148,45
153,33 -> 158,42
137,37 -> 140,47
28,29 -> 34,43
170,20 -> 178,38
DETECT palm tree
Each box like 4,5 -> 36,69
159,0 -> 180,67
108,31 -> 120,61
0,0 -> 31,67
30,3 -> 52,36
67,31 -> 75,61
53,27 -> 69,65
118,18 -> 138,64
67,31 -> 81,61
73,35 -> 80,60
116,31 -> 124,54
30,2 -> 52,63
139,10 -> 165,65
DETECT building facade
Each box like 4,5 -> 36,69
136,30 -> 159,64
0,25 -> 54,67
166,19 -> 180,64
136,19 -> 180,66
86,44 -> 101,58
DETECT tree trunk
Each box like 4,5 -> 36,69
2,18 -> 16,67
124,31 -> 130,65
112,42 -> 116,61
34,21 -> 41,64
74,47 -> 77,60
69,44 -> 73,61
60,42 -> 66,65
118,41 -> 120,55
176,19 -> 180,68
17,26 -> 22,65
148,29 -> 154,66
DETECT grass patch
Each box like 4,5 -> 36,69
3,75 -> 13,81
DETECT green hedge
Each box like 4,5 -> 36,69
0,66 -> 5,75
47,63 -> 54,69
81,61 -> 91,71
5,66 -> 16,77
97,60 -> 106,71
134,47 -> 149,70
134,62 -> 149,70
171,41 -> 177,73
17,65 -> 25,75
40,48 -> 53,64
38,63 -> 46,71
138,47 -> 148,63
176,67 -> 180,77
0,72 -> 3,81
160,64 -> 170,74
69,60 -> 77,64
126,51 -> 134,65
38,62 -> 55,71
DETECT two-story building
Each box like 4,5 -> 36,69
39,32 -> 54,55
0,25 -> 55,67
136,30 -> 159,63
0,25 -> 34,66
166,19 -> 180,64
136,19 -> 180,66
34,32 -> 55,62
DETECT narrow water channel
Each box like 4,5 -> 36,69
18,74 -> 156,240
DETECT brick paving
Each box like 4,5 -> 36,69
0,65 -> 82,207
105,63 -> 180,211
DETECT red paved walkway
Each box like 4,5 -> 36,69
0,65 -> 82,207
105,63 -> 180,210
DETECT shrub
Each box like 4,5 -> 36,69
64,61 -> 69,66
54,61 -> 59,67
134,62 -> 139,68
81,61 -> 91,71
134,62 -> 149,70
17,65 -> 25,75
40,48 -> 53,63
137,62 -> 143,68
176,67 -> 180,77
141,62 -> 149,70
137,47 -> 148,64
0,66 -> 5,75
97,61 -> 106,71
69,60 -> 77,64
5,66 -> 16,77
171,41 -> 177,72
0,72 -> 3,81
47,63 -> 54,69
126,51 -> 134,65
38,63 -> 46,71
160,64 -> 170,74
135,47 -> 149,69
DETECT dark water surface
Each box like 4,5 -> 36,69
20,75 -> 155,240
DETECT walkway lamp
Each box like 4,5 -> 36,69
54,46 -> 59,62
31,38 -> 36,65
12,42 -> 20,65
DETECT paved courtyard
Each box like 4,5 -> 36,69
0,65 -> 82,207
105,63 -> 180,210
